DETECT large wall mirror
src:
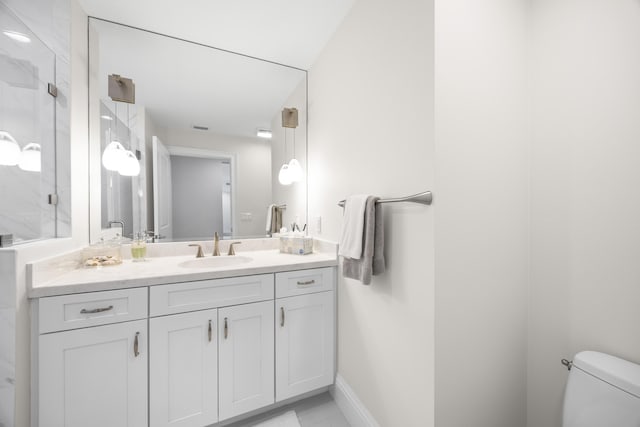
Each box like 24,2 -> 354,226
88,18 -> 307,243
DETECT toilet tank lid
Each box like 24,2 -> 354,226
573,351 -> 640,398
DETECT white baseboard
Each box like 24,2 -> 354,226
330,374 -> 380,427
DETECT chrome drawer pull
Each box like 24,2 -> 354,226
134,332 -> 140,357
80,305 -> 113,314
280,307 -> 285,327
296,279 -> 315,286
208,320 -> 212,342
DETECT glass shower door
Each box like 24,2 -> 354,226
0,3 -> 57,243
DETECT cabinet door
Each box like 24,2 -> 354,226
276,292 -> 335,402
150,309 -> 218,427
39,320 -> 147,427
218,301 -> 274,421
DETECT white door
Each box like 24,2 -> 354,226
218,301 -> 274,421
150,309 -> 218,427
39,320 -> 147,427
275,292 -> 335,401
153,135 -> 172,240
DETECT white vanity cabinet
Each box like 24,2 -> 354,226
275,269 -> 335,402
149,274 -> 276,424
149,309 -> 219,427
218,301 -> 275,421
37,289 -> 148,427
34,266 -> 336,427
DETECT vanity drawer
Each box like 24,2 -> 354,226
39,287 -> 148,334
275,267 -> 335,298
150,274 -> 274,316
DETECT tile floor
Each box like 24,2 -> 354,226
227,392 -> 351,427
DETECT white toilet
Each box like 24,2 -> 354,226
563,351 -> 640,427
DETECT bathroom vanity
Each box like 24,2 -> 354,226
28,240 -> 337,427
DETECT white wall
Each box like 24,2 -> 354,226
433,1 -> 529,426
161,128 -> 271,238
308,0 -> 435,425
528,1 -> 640,426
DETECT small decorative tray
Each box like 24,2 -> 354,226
83,255 -> 122,267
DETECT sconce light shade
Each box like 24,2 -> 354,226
0,131 -> 21,166
18,143 -> 41,172
118,149 -> 140,176
287,158 -> 303,182
3,30 -> 31,43
278,163 -> 292,185
102,140 -> 126,171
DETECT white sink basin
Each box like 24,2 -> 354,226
178,256 -> 252,269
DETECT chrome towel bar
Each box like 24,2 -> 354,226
337,191 -> 433,208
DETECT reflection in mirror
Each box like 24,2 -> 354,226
89,18 -> 307,243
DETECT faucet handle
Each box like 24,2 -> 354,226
189,244 -> 204,258
213,232 -> 221,256
228,242 -> 242,256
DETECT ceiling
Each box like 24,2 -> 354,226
78,0 -> 355,70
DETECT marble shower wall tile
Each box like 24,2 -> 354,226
0,308 -> 16,418
0,250 -> 15,427
0,251 -> 16,309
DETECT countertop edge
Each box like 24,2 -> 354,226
28,258 -> 339,299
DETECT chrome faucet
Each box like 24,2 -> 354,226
213,232 -> 221,256
108,220 -> 125,236
228,242 -> 241,256
189,244 -> 204,258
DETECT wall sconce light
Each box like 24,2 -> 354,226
3,30 -> 31,43
0,130 -> 20,165
102,101 -> 140,176
18,143 -> 41,172
119,149 -> 140,176
102,139 -> 126,171
108,74 -> 135,104
279,108 -> 302,184
288,157 -> 302,182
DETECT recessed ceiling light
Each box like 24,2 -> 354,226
100,115 -> 113,121
256,129 -> 272,139
3,30 -> 31,43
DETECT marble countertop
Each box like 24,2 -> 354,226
27,239 -> 338,298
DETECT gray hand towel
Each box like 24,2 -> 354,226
342,196 -> 385,284
269,205 -> 283,234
